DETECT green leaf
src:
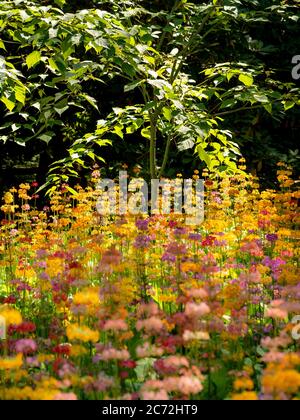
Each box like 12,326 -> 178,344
264,103 -> 272,114
178,138 -> 194,151
48,58 -> 59,72
54,0 -> 66,7
162,107 -> 172,122
54,106 -> 69,116
283,101 -> 295,111
26,51 -> 41,69
65,186 -> 78,197
124,80 -> 143,93
220,98 -> 237,109
1,96 -> 15,111
14,85 -> 26,105
0,40 -> 6,50
126,125 -> 137,134
217,152 -> 225,163
113,125 -> 124,139
212,142 -> 221,153
141,126 -> 151,139
238,73 -> 254,87
197,145 -> 211,169
122,63 -> 136,78
81,94 -> 99,111
253,93 -> 269,104
38,133 -> 53,144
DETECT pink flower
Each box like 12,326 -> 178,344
136,317 -> 165,334
53,393 -> 77,400
141,390 -> 169,400
240,269 -> 262,284
266,308 -> 288,320
177,376 -> 203,395
185,302 -> 210,318
154,356 -> 189,374
137,301 -> 159,317
240,241 -> 263,257
162,376 -> 203,395
15,339 -> 37,354
22,204 -> 30,211
103,319 -> 128,331
84,373 -> 114,393
261,333 -> 292,350
141,379 -> 170,399
183,330 -> 210,342
96,348 -> 130,361
266,300 -> 288,319
186,288 -> 208,299
262,352 -> 285,363
162,356 -> 189,369
136,343 -> 164,358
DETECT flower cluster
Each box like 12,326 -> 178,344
0,164 -> 299,400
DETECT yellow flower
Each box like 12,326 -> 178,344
0,306 -> 22,326
3,192 -> 14,204
73,288 -> 100,307
45,257 -> 65,278
0,354 -> 23,370
262,369 -> 300,395
66,324 -> 99,343
181,262 -> 200,273
70,345 -> 88,357
19,183 -> 30,190
234,378 -> 254,391
232,392 -> 258,400
15,266 -> 36,280
37,354 -> 55,364
13,369 -> 29,382
278,265 -> 299,286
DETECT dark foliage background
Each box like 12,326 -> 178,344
0,0 -> 299,195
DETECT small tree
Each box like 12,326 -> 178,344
0,0 -> 299,191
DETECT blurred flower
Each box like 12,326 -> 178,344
0,354 -> 23,370
66,324 -> 99,343
185,302 -> 210,318
15,339 -> 37,354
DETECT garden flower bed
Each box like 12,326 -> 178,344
0,164 -> 299,400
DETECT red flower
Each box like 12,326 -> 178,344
202,235 -> 216,247
119,360 -> 137,369
18,321 -> 36,334
8,321 -> 36,335
3,295 -> 17,304
120,371 -> 129,379
52,344 -> 71,356
52,357 -> 65,374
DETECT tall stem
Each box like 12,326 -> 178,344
158,133 -> 172,178
149,114 -> 157,179
148,4 -> 215,178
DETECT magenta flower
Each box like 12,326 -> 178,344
15,339 -> 37,354
266,233 -> 279,242
134,234 -> 151,249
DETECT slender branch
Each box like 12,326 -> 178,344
157,0 -> 181,51
170,5 -> 215,83
158,132 -> 172,178
155,4 -> 215,176
214,104 -> 266,117
149,114 -> 157,178
149,102 -> 165,178
140,84 -> 150,104
146,3 -> 215,177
